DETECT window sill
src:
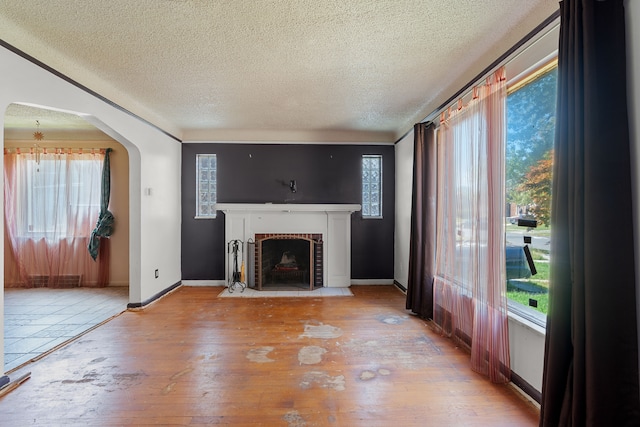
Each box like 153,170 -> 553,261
507,300 -> 546,335
194,215 -> 217,220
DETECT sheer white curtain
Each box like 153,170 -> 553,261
433,67 -> 510,383
4,147 -> 109,287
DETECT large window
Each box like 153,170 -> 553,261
362,154 -> 382,218
3,149 -> 109,287
15,156 -> 102,239
505,62 -> 557,322
196,154 -> 217,218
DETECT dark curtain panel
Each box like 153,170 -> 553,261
406,122 -> 436,319
540,1 -> 640,425
88,148 -> 115,261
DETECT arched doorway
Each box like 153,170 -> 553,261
3,103 -> 130,372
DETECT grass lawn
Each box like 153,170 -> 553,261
529,248 -> 549,260
504,230 -> 551,315
507,281 -> 548,315
531,261 -> 549,282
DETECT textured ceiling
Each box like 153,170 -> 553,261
0,0 -> 558,143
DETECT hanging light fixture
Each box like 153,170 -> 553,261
33,120 -> 44,141
33,120 -> 43,166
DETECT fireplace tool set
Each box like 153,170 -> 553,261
227,239 -> 246,293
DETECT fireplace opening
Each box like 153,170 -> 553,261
255,234 -> 323,290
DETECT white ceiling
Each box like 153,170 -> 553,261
0,0 -> 558,143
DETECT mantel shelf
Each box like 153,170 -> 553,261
215,203 -> 361,213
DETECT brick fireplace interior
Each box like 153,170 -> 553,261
254,233 -> 323,290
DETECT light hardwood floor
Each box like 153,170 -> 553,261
0,285 -> 539,426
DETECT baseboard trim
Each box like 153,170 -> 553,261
183,280 -> 395,287
510,370 -> 541,404
127,281 -> 182,309
181,280 -> 226,287
393,280 -> 407,292
350,279 -> 394,285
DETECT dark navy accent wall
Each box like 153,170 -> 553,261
181,143 -> 395,280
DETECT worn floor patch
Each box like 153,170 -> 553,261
299,322 -> 343,339
298,346 -> 327,365
359,368 -> 391,381
161,382 -> 176,395
300,371 -> 345,391
377,314 -> 409,325
283,410 -> 307,427
170,367 -> 193,380
341,337 -> 443,370
60,369 -> 147,392
246,346 -> 275,363
359,370 -> 376,380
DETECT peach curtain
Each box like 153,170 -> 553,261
4,148 -> 109,287
433,67 -> 510,383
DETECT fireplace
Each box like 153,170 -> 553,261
255,233 -> 323,290
216,203 -> 360,288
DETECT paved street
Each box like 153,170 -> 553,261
506,231 -> 550,251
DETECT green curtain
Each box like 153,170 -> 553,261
88,148 -> 114,260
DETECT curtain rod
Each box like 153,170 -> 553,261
4,146 -> 112,154
422,10 -> 560,125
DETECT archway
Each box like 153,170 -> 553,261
2,103 -> 132,372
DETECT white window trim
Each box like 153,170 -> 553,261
503,54 -> 559,328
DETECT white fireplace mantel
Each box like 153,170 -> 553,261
216,203 -> 361,287
216,203 -> 361,214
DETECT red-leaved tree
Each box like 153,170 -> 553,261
518,150 -> 553,227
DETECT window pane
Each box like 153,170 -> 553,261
361,154 -> 382,218
505,66 -> 556,319
18,155 -> 101,239
196,154 -> 217,218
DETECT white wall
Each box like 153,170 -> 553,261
0,45 -> 183,373
394,129 -> 414,288
625,0 -> 640,378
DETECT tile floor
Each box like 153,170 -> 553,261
3,286 -> 129,373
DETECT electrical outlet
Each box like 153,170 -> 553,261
155,269 -> 159,279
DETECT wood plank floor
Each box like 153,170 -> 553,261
0,285 -> 539,426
